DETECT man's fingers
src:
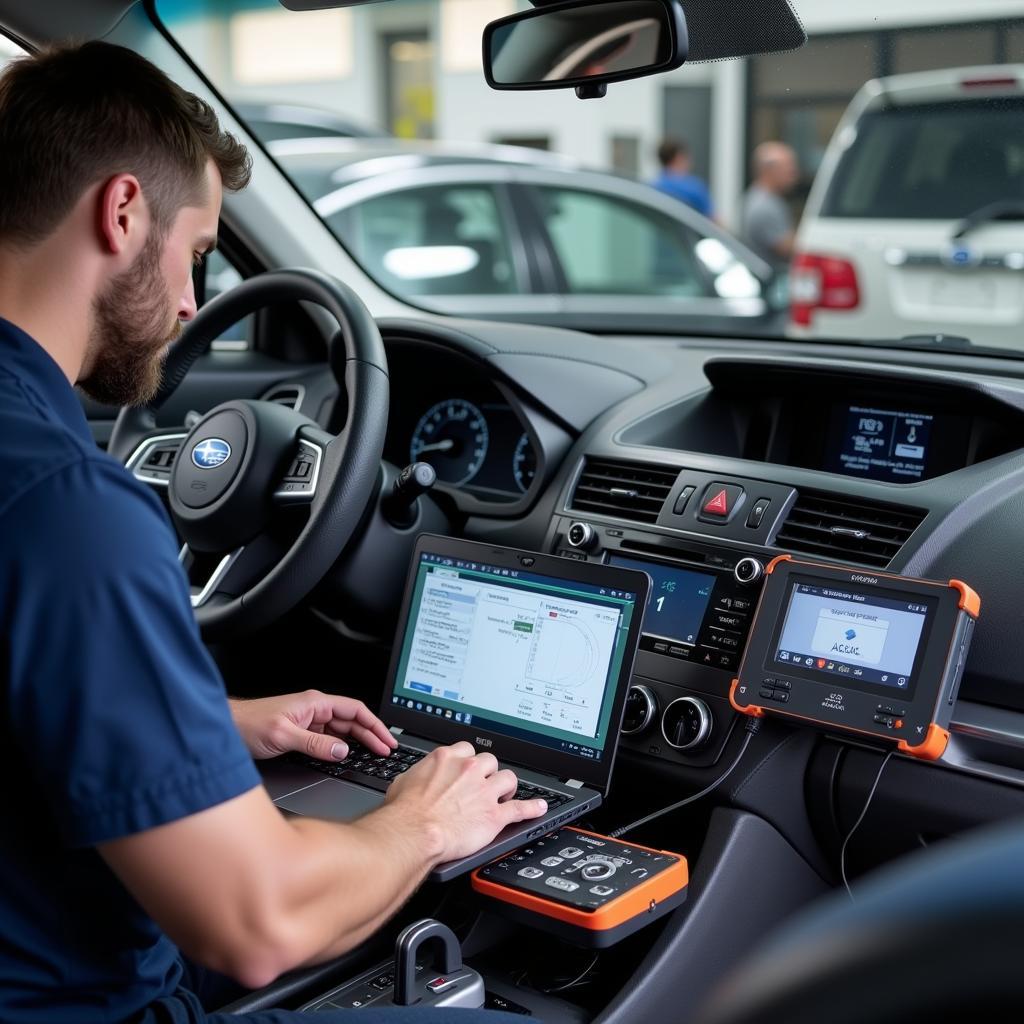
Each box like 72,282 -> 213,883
278,719 -> 349,761
489,768 -> 518,801
329,721 -> 393,755
498,797 -> 548,826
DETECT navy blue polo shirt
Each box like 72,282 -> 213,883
0,317 -> 261,1023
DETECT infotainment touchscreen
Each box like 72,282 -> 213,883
731,556 -> 979,760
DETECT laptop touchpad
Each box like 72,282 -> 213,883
275,779 -> 383,820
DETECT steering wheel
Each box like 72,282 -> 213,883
108,268 -> 388,640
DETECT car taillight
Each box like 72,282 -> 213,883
790,253 -> 860,326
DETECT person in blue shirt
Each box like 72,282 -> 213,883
652,138 -> 714,219
0,41 -> 543,1024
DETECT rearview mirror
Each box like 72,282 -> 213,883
483,0 -> 687,98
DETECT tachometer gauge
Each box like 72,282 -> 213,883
410,399 -> 490,486
513,432 -> 537,493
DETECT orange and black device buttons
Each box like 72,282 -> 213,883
471,827 -> 688,948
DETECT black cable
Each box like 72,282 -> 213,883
839,749 -> 893,901
541,953 -> 600,994
609,718 -> 761,838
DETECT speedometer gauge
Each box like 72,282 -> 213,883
513,432 -> 536,493
410,399 -> 490,486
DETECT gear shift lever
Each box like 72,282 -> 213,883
392,919 -> 484,1008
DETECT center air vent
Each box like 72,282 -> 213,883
776,491 -> 926,568
570,458 -> 679,525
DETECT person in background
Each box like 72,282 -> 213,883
652,138 -> 713,219
741,141 -> 800,270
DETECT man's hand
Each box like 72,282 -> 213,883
229,690 -> 397,762
384,741 -> 547,864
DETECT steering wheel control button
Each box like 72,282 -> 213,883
746,497 -> 771,529
672,485 -> 696,516
566,522 -> 596,550
173,411 -> 248,510
698,483 -> 745,524
734,557 -> 765,585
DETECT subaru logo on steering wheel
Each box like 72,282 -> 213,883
191,438 -> 232,469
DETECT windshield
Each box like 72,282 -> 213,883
156,0 -> 1024,353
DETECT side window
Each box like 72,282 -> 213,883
0,34 -> 26,70
203,250 -> 253,351
329,184 -> 523,298
531,186 -> 724,299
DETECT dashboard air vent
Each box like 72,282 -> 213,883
776,491 -> 926,568
260,384 -> 303,410
570,458 -> 679,525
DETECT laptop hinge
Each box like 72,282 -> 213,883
565,779 -> 584,789
389,726 -> 404,736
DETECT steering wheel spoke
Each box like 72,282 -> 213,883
126,432 -> 188,490
180,544 -> 246,609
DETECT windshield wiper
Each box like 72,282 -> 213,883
952,200 -> 1024,240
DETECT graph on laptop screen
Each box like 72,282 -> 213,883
390,553 -> 638,761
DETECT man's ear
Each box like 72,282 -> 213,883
97,173 -> 147,259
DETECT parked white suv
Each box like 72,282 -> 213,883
791,65 -> 1024,351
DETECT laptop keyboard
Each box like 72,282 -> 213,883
296,742 -> 574,808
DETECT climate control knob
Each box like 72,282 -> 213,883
661,696 -> 713,751
567,522 -> 597,549
621,684 -> 658,735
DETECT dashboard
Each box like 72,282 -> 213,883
338,319 -> 1024,809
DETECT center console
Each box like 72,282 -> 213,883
546,500 -> 777,771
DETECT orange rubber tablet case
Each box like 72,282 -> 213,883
729,556 -> 979,760
471,827 -> 688,948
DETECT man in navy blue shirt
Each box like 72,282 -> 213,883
652,138 -> 714,220
0,42 -> 543,1024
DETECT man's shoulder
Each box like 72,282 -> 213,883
1,441 -> 173,561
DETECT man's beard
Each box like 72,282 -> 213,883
79,233 -> 182,407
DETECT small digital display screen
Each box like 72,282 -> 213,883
827,405 -> 934,482
773,578 -> 933,691
608,555 -> 715,646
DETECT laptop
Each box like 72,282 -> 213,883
261,534 -> 649,881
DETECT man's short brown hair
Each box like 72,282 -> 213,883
0,40 -> 251,247
657,138 -> 690,169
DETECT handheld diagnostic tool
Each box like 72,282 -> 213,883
730,556 -> 979,760
471,827 -> 688,948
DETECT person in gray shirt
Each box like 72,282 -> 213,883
742,141 -> 800,270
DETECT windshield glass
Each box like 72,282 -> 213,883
156,0 -> 1024,352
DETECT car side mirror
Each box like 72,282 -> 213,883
483,0 -> 688,99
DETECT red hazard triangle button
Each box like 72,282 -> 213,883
703,489 -> 729,516
699,483 -> 744,522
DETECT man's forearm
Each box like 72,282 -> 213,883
273,801 -> 443,970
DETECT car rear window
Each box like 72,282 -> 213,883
821,98 -> 1024,220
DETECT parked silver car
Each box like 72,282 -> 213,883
268,137 -> 782,335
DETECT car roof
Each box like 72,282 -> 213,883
856,63 -> 1024,110
267,136 -> 583,174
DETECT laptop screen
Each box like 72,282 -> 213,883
389,550 -> 640,765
